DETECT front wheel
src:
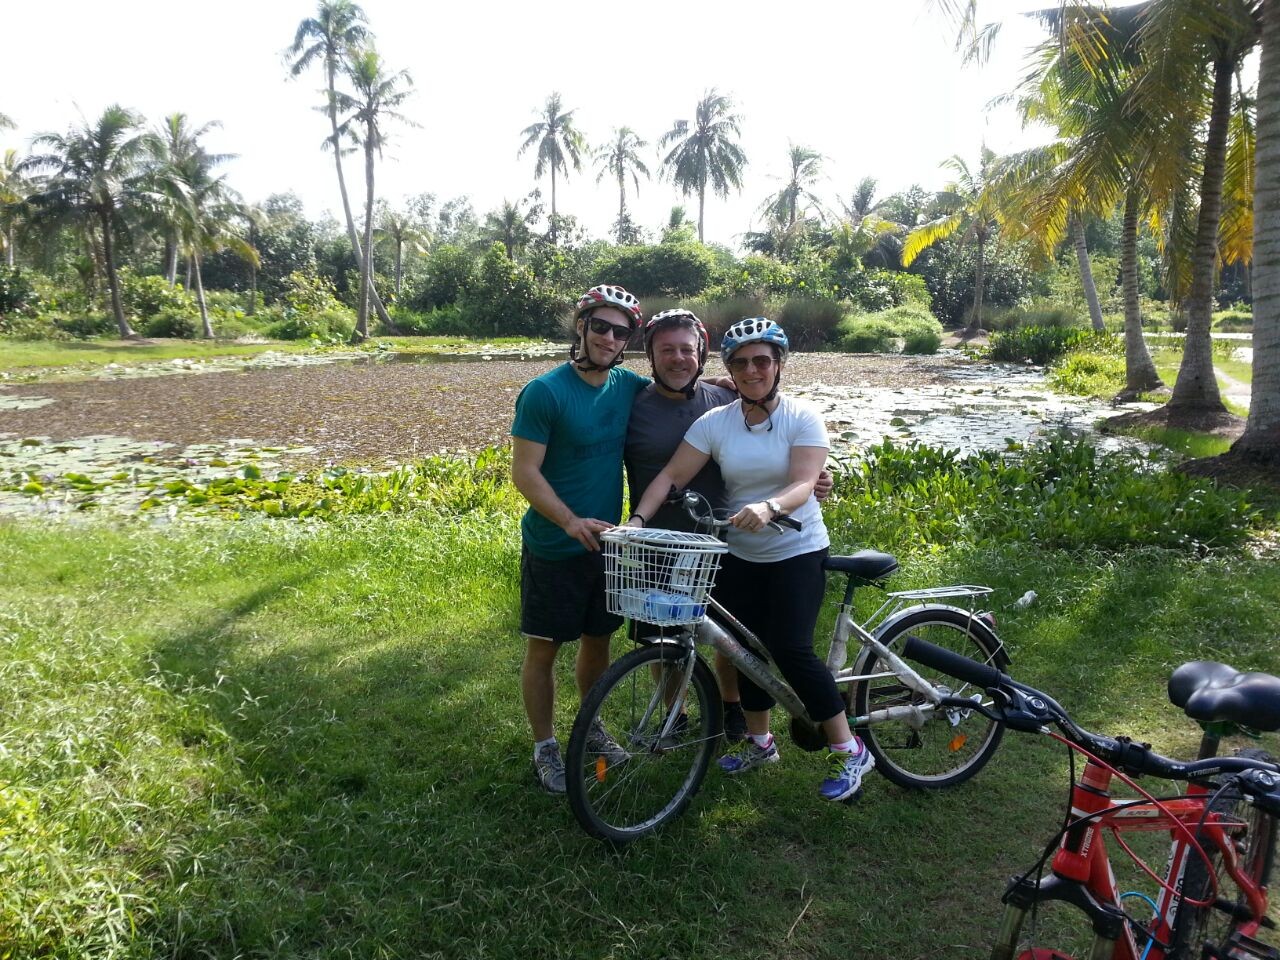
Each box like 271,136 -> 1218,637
566,643 -> 722,843
851,606 -> 1007,789
1167,748 -> 1277,959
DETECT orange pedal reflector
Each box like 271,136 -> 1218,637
595,755 -> 608,782
948,733 -> 968,752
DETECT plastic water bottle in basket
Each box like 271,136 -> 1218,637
601,527 -> 728,627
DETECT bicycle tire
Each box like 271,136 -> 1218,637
851,606 -> 1007,790
1167,747 -> 1277,960
566,644 -> 722,843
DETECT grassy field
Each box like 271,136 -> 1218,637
0,336 -> 553,376
3,482 -> 1278,958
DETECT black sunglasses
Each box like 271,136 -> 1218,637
727,355 -> 777,373
586,316 -> 633,341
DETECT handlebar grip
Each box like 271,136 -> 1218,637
776,515 -> 802,532
901,634 -> 1006,690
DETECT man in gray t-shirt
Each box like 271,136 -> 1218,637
623,310 -> 746,737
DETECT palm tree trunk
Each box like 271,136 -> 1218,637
185,259 -> 193,290
969,233 -> 986,333
325,61 -> 393,329
618,170 -> 626,242
1071,212 -> 1106,332
97,208 -> 134,339
4,225 -> 13,267
356,125 -> 375,341
1232,0 -> 1279,463
193,254 -> 213,339
1121,186 -> 1163,395
394,241 -> 403,298
165,238 -> 178,285
550,164 -> 558,245
1169,53 -> 1233,413
697,182 -> 706,244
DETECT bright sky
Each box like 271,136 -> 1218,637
4,0 -> 1061,249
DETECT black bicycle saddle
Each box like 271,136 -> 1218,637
1168,660 -> 1280,732
822,550 -> 899,582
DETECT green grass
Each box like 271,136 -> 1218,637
0,338 -> 319,373
0,335 -> 554,375
3,493 -> 1279,957
1103,424 -> 1235,459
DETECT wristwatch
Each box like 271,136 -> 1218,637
764,498 -> 783,518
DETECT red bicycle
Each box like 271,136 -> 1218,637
903,636 -> 1280,960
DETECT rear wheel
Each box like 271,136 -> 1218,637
566,644 -> 721,843
852,606 -> 1007,789
1168,748 -> 1277,960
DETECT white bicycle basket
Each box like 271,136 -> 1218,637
601,527 -> 728,626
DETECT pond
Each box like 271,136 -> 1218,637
0,348 -> 1156,519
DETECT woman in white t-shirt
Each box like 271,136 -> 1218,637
626,318 -> 873,803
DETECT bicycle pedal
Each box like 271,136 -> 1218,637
1221,930 -> 1280,960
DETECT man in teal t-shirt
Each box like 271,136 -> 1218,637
511,284 -> 649,795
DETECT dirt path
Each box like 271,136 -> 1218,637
0,352 -> 972,465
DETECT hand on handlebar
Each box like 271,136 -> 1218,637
729,501 -> 775,533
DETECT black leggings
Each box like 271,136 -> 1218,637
712,548 -> 844,723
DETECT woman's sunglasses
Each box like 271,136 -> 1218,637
586,316 -> 633,341
727,355 -> 777,373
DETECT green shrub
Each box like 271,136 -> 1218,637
269,306 -> 355,341
141,306 -> 198,339
836,317 -> 898,353
283,270 -> 343,315
0,313 -> 67,340
827,438 -> 1256,554
1048,350 -> 1126,398
408,245 -> 477,312
987,304 -> 1080,331
833,304 -> 943,354
50,311 -> 116,338
1213,311 -> 1253,332
118,269 -> 194,323
776,298 -> 849,350
988,325 -> 1094,365
0,266 -> 40,316
464,243 -> 563,338
593,241 -> 719,299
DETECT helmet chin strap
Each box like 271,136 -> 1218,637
649,354 -> 704,399
569,329 -> 625,371
740,369 -> 781,431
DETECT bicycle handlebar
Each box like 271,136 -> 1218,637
904,634 -> 1280,810
665,487 -> 802,534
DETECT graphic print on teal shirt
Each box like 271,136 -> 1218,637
512,364 -> 649,559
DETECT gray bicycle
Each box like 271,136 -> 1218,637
565,489 -> 1010,843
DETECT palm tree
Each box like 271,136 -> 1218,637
841,177 -> 882,227
594,127 -> 650,242
148,113 -> 229,285
21,106 -> 150,338
518,92 -> 586,246
902,148 -> 1006,332
659,89 -> 747,243
481,195 -> 541,259
374,207 -> 428,298
758,143 -> 827,228
0,149 -> 33,267
334,44 -> 414,339
1234,0 -> 1278,463
287,0 -> 394,329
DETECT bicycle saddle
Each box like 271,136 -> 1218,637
1167,660 -> 1280,732
822,550 -> 898,581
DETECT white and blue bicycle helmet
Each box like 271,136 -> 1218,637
720,317 -> 789,429
719,317 -> 789,365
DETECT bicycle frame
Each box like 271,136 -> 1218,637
657,583 -> 996,729
993,754 -> 1268,960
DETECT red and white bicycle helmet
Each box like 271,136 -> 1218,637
575,284 -> 643,328
570,284 -> 642,371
